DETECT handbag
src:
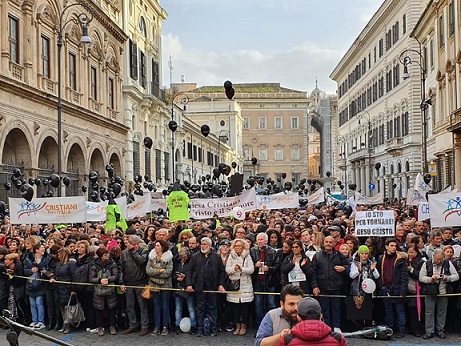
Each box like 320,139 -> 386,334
27,271 -> 41,291
225,278 -> 240,291
420,282 -> 439,296
141,285 -> 153,300
64,295 -> 85,327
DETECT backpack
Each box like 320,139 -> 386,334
94,267 -> 115,296
27,271 -> 41,291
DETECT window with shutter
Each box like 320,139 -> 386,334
130,40 -> 138,79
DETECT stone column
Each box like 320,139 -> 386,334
454,132 -> 461,189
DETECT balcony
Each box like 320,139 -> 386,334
448,107 -> 461,132
145,82 -> 165,104
348,147 -> 372,162
385,137 -> 403,156
9,61 -> 24,82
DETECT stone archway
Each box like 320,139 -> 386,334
37,136 -> 58,197
90,148 -> 105,176
66,143 -> 86,196
1,128 -> 33,200
109,153 -> 122,178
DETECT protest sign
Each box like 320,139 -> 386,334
355,210 -> 395,237
256,192 -> 299,210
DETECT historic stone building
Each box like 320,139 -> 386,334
0,0 -> 127,200
331,0 -> 428,198
413,0 -> 460,191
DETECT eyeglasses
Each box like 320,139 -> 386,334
292,245 -> 300,249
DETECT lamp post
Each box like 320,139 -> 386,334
357,110 -> 373,195
169,93 -> 188,183
56,3 -> 93,196
399,49 -> 431,174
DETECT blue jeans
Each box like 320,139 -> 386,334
254,282 -> 276,325
29,295 -> 45,324
196,292 -> 217,334
175,295 -> 197,328
318,295 -> 341,328
153,290 -> 171,329
381,290 -> 405,332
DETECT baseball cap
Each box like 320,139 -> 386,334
219,239 -> 231,247
297,297 -> 322,318
328,225 -> 342,233
308,215 -> 318,222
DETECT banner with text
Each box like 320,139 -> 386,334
355,192 -> 384,205
428,192 -> 461,227
127,194 -> 152,219
9,197 -> 87,224
355,210 -> 395,237
190,188 -> 257,219
85,197 -> 128,222
256,192 -> 299,210
307,187 -> 325,205
417,202 -> 430,221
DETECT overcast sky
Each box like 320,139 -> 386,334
161,0 -> 383,94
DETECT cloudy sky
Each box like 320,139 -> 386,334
161,0 -> 383,94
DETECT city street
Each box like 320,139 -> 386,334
2,327 -> 461,346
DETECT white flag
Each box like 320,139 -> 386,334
409,173 -> 429,206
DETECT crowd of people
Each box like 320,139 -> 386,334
0,202 -> 461,344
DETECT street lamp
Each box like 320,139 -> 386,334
169,93 -> 188,183
357,110 -> 373,195
399,49 -> 431,174
56,3 -> 93,196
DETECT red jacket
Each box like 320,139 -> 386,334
279,320 -> 347,346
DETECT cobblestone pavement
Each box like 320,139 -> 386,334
2,327 -> 461,346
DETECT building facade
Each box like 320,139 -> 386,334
1,0 -> 127,200
413,0 -> 460,191
184,83 -> 325,185
331,0 -> 428,199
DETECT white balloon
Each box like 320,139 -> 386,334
179,317 -> 191,333
232,206 -> 245,220
361,278 -> 376,294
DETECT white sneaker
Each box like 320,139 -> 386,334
334,328 -> 342,334
29,322 -> 37,328
89,328 -> 101,333
35,323 -> 45,330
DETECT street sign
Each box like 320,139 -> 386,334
369,183 -> 375,191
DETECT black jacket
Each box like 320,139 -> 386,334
89,258 -> 118,311
185,250 -> 225,292
23,254 -> 50,297
120,247 -> 149,286
377,252 -> 408,297
249,246 -> 280,287
280,252 -> 312,293
55,261 -> 77,305
311,249 -> 349,293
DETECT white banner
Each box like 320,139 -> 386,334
86,201 -> 108,222
151,198 -> 167,212
307,187 -> 325,205
190,188 -> 257,219
9,197 -> 86,224
127,194 -> 152,219
418,202 -> 430,221
256,192 -> 299,210
355,210 -> 395,237
355,192 -> 384,205
428,192 -> 461,227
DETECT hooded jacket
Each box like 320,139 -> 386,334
278,320 -> 347,346
146,249 -> 174,288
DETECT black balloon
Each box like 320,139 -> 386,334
46,190 -> 53,198
82,186 -> 88,193
224,80 -> 233,90
162,189 -> 168,196
99,187 -> 106,194
143,137 -> 153,149
168,120 -> 178,132
14,179 -> 23,189
223,165 -> 231,176
112,183 -> 121,197
20,183 -> 34,202
225,88 -> 235,100
90,191 -> 98,201
200,125 -> 210,137
147,183 -> 154,192
300,178 -> 306,185
284,181 -> 292,191
89,171 -> 98,184
105,164 -> 114,173
247,178 -> 255,187
49,174 -> 60,188
326,171 -> 331,177
43,179 -> 49,186
212,184 -> 223,197
0,201 -> 5,213
423,173 -> 432,185
231,162 -> 237,169
4,182 -> 11,191
91,183 -> 99,190
28,178 -> 35,186
62,176 -> 71,187
12,168 -> 21,178
375,162 -> 381,171
213,168 -> 221,179
281,173 -> 287,179
34,178 -> 41,187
